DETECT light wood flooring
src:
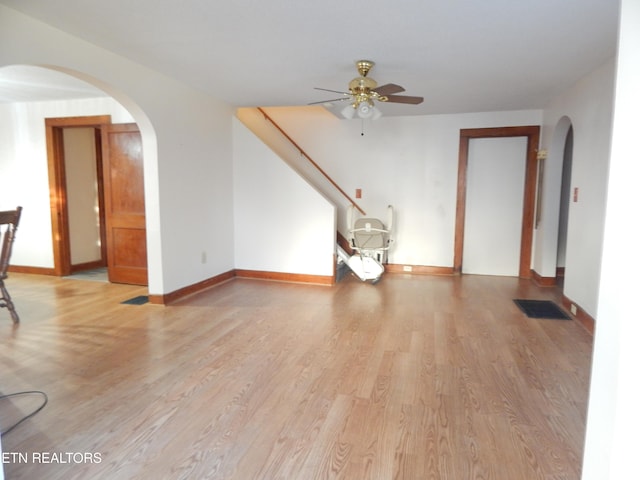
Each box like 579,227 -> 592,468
0,272 -> 593,479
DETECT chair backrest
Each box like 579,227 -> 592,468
352,217 -> 386,250
0,207 -> 22,280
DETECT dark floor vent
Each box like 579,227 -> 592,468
121,295 -> 149,305
513,299 -> 570,320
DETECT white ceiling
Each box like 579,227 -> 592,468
0,0 -> 619,115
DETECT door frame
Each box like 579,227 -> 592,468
454,125 -> 540,278
45,115 -> 111,276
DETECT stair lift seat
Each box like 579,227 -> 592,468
0,206 -> 22,323
341,205 -> 393,283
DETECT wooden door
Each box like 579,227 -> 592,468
101,123 -> 148,285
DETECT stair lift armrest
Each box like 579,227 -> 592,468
352,246 -> 391,254
386,205 -> 394,232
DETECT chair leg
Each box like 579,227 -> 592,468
0,280 -> 19,323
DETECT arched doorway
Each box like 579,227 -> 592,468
556,125 -> 573,285
545,116 -> 574,287
0,65 -> 156,286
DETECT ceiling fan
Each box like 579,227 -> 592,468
311,60 -> 424,119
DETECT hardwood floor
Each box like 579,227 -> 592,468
0,272 -> 592,479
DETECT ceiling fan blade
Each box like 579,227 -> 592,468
314,87 -> 351,95
383,94 -> 424,105
373,83 -> 405,96
308,97 -> 352,105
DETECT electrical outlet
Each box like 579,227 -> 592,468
403,265 -> 413,272
570,303 -> 577,315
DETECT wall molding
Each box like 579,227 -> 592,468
336,231 -> 354,255
385,264 -> 455,276
561,295 -> 595,335
530,269 -> 557,287
148,270 -> 236,305
8,265 -> 57,276
529,269 -> 594,334
235,269 -> 334,286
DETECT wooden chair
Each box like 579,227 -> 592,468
0,207 -> 22,323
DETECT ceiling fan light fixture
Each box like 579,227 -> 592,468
355,101 -> 382,120
340,100 -> 383,120
357,101 -> 375,118
341,104 -> 356,119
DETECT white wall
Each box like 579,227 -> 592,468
258,107 -> 542,269
538,58 -> 616,318
233,118 -> 335,276
0,4 -> 235,295
582,1 -> 640,478
0,97 -> 133,268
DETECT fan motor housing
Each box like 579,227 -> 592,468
349,76 -> 377,95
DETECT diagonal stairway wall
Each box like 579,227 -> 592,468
233,114 -> 336,282
236,107 -> 364,241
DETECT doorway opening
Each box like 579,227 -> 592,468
556,125 -> 574,287
454,125 -> 540,278
45,115 -> 111,278
46,117 -> 148,285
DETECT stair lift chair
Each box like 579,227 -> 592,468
343,205 -> 393,283
0,207 -> 22,323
